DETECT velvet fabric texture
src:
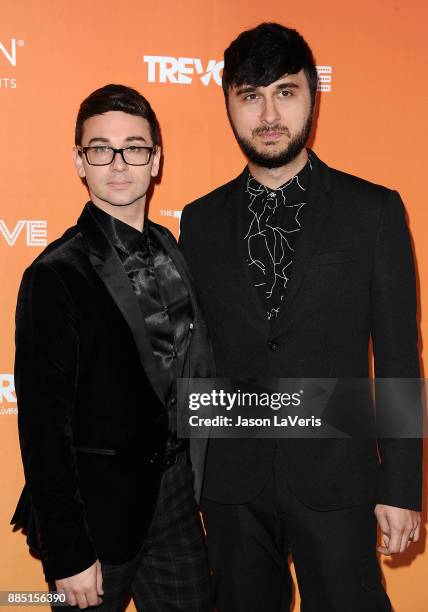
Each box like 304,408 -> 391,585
11,204 -> 214,582
179,150 -> 422,512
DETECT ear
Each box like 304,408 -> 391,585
150,146 -> 161,178
73,146 -> 86,178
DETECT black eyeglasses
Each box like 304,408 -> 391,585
78,145 -> 156,166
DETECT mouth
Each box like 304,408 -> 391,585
257,131 -> 286,142
107,181 -> 133,188
253,125 -> 290,143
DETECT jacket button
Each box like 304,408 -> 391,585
149,451 -> 160,464
268,340 -> 280,351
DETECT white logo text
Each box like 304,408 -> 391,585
0,220 -> 47,246
144,56 -> 333,91
144,56 -> 224,86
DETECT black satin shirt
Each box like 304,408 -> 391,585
89,203 -> 193,454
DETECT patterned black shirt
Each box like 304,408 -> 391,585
244,155 -> 313,320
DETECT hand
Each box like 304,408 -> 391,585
375,504 -> 421,555
55,559 -> 103,608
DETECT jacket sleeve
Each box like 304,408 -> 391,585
15,262 -> 98,581
370,190 -> 423,511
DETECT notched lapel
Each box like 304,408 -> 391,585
77,205 -> 166,405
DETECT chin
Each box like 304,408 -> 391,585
108,200 -> 138,208
101,192 -> 142,207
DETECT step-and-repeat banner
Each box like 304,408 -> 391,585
1,1 -> 427,610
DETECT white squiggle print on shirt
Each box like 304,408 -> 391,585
245,170 -> 309,320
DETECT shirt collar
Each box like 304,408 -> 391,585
88,202 -> 147,255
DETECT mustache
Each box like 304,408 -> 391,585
252,125 -> 291,138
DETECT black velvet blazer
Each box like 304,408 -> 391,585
179,151 -> 422,512
11,204 -> 214,582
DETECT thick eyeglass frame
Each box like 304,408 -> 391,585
77,145 -> 156,166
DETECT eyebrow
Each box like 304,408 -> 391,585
87,136 -> 148,145
235,82 -> 300,96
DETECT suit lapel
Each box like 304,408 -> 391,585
77,205 -> 166,405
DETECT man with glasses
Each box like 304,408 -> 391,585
11,84 -> 213,611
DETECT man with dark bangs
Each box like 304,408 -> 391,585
179,22 -> 422,612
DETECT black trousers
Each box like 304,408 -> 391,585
202,451 -> 391,612
51,458 -> 212,611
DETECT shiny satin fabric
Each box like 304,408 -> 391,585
89,204 -> 193,448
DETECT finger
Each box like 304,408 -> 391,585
64,590 -> 77,607
376,514 -> 391,545
400,530 -> 413,553
386,528 -> 404,554
377,545 -> 389,554
377,531 -> 390,555
96,562 -> 104,596
412,523 -> 421,543
55,589 -> 67,606
76,592 -> 89,609
377,542 -> 394,554
406,531 -> 416,549
86,587 -> 102,607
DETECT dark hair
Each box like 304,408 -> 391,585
75,84 -> 161,146
222,23 -> 318,107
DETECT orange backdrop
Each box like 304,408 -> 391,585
1,1 -> 427,610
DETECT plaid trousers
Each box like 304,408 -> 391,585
51,456 -> 212,611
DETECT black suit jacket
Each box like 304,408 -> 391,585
11,203 -> 214,582
179,151 -> 422,511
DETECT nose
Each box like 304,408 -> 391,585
259,96 -> 281,125
110,150 -> 128,171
